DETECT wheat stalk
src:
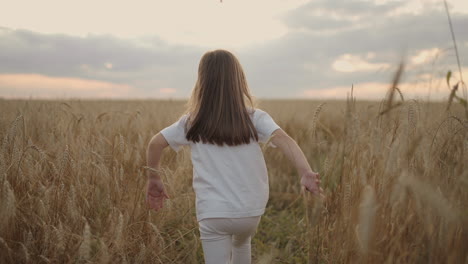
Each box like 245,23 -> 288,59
58,145 -> 70,177
380,62 -> 405,116
119,134 -> 125,156
310,102 -> 326,136
398,171 -> 458,223
0,99 -> 466,263
20,242 -> 30,263
0,237 -> 13,263
114,212 -> 124,251
356,185 -> 377,257
54,222 -> 65,254
78,221 -> 92,261
98,239 -> 110,264
136,243 -> 147,263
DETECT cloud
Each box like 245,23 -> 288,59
303,82 -> 390,100
0,73 -> 135,98
301,81 -> 449,101
241,0 -> 468,98
0,27 -> 203,95
409,48 -> 442,65
0,0 -> 467,99
282,0 -> 403,33
159,88 -> 177,94
332,53 -> 391,73
302,67 -> 468,100
0,0 -> 308,48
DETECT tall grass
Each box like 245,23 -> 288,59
0,92 -> 466,263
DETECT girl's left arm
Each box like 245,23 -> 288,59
146,132 -> 170,211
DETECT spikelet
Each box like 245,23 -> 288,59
0,180 -> 16,227
149,223 -> 165,248
69,185 -> 77,203
58,183 -> 66,205
124,150 -> 132,164
322,156 -> 330,178
58,145 -> 70,177
310,102 -> 326,136
119,165 -> 124,182
137,133 -> 144,149
38,199 -> 48,220
102,153 -> 113,168
92,162 -> 110,181
0,133 -> 9,159
136,243 -> 147,263
114,212 -> 124,250
446,82 -> 459,111
16,167 -> 28,189
25,230 -> 34,249
121,255 -> 129,264
23,154 -> 34,177
20,242 -> 30,263
165,196 -> 173,210
0,237 -> 12,261
134,150 -> 142,165
49,161 -> 59,177
10,140 -> 21,171
383,139 -> 401,177
408,100 -> 416,130
380,62 -> 404,115
26,137 -> 33,146
66,195 -> 79,222
38,255 -> 50,263
78,221 -> 92,261
98,239 -> 110,264
356,185 -> 377,256
54,222 -> 65,254
7,115 -> 21,146
119,134 -> 125,155
257,245 -> 278,264
389,181 -> 407,219
43,225 -> 51,249
0,159 -> 5,182
343,183 -> 351,221
398,172 -> 457,223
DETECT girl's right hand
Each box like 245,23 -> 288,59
300,171 -> 322,195
146,178 -> 170,211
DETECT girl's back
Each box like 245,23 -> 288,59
160,108 -> 280,222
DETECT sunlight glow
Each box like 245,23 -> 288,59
0,74 -> 134,98
410,48 -> 441,65
332,54 -> 390,73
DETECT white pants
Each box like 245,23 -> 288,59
198,216 -> 262,264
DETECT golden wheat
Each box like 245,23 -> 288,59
356,185 -> 377,256
0,98 -> 466,263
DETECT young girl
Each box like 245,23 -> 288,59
146,49 -> 321,264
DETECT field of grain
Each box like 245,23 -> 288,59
0,93 -> 467,263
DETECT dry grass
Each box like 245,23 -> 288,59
0,95 -> 467,263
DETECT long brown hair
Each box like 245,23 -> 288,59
185,49 -> 259,146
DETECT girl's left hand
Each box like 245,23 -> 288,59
146,178 -> 170,211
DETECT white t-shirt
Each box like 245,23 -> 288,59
160,108 -> 280,222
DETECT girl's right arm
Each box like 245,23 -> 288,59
146,133 -> 170,211
270,129 -> 322,195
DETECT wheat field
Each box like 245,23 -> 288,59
0,92 -> 467,263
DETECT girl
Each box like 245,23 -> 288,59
146,49 -> 321,264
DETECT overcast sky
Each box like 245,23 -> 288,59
1,0 -> 467,100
